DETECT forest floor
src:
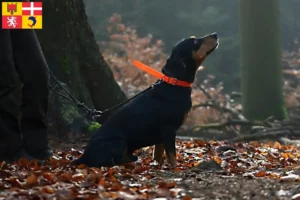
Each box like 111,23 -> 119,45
1,137 -> 300,200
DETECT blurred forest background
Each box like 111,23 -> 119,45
41,0 -> 300,140
85,0 -> 300,91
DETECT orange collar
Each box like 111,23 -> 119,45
132,60 -> 192,88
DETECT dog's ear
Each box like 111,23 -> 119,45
162,48 -> 187,79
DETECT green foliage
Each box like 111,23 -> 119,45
61,103 -> 80,124
88,122 -> 101,132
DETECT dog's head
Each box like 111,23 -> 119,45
162,32 -> 219,83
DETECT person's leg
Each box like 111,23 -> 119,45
10,29 -> 52,160
0,29 -> 23,159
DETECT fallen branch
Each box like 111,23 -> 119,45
194,83 -> 245,135
192,102 -> 245,120
228,127 -> 300,143
177,128 -> 237,141
176,136 -> 204,141
277,137 -> 300,145
230,91 -> 242,99
190,119 -> 273,132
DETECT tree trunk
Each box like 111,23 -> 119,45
239,0 -> 288,121
34,0 -> 127,124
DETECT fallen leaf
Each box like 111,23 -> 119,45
254,171 -> 268,177
26,174 -> 38,185
183,195 -> 192,200
132,166 -> 150,174
280,174 -> 299,182
43,172 -> 55,183
292,193 -> 300,200
41,187 -> 55,194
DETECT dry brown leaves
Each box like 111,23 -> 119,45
1,140 -> 300,199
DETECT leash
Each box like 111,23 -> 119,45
49,72 -> 158,121
49,70 -> 101,121
49,60 -> 192,121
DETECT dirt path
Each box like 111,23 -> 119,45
166,172 -> 300,200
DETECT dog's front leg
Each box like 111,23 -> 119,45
153,144 -> 164,165
161,125 -> 177,167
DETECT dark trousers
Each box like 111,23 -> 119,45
0,29 -> 50,158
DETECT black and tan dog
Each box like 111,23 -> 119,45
73,33 -> 219,168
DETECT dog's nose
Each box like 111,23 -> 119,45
210,32 -> 218,39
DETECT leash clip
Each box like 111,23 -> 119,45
173,78 -> 178,86
154,76 -> 164,86
151,78 -> 163,88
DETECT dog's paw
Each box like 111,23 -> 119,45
167,159 -> 177,169
166,154 -> 177,167
161,162 -> 177,170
